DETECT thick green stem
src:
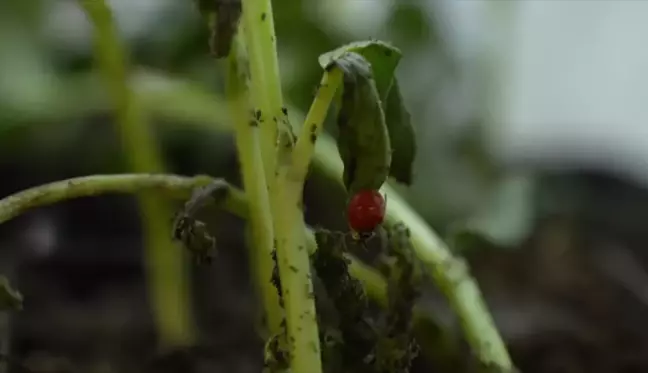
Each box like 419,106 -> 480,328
240,0 -> 326,371
77,0 -> 194,346
226,33 -> 283,337
240,0 -> 285,178
266,67 -> 342,373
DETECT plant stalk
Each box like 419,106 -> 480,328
225,32 -> 283,337
77,0 -> 194,346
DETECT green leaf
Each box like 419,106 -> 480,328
318,40 -> 401,101
0,276 -> 22,311
383,80 -> 416,185
327,52 -> 392,195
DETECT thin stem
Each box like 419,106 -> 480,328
226,34 -> 283,337
0,174 -> 241,224
77,0 -> 194,346
290,68 -> 343,182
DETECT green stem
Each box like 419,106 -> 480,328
262,60 -> 342,373
0,174 -> 240,224
272,174 -> 321,373
240,0 -> 285,178
77,0 -> 194,346
226,33 -> 283,338
240,0 -> 326,371
289,68 -> 343,182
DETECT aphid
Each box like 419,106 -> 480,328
347,189 -> 387,240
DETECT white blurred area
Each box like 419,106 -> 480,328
442,0 -> 648,185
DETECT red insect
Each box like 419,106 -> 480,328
347,189 -> 386,238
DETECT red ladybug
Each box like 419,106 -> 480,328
347,189 -> 386,236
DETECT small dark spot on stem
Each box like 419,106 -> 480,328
309,123 -> 318,143
255,109 -> 262,121
289,265 -> 299,273
281,107 -> 288,115
249,120 -> 258,127
261,12 -> 266,21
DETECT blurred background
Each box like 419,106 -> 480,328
2,0 -> 648,372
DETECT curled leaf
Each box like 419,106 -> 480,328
384,81 -> 416,185
0,277 -> 22,311
320,40 -> 417,186
172,180 -> 231,264
318,40 -> 401,101
325,52 -> 392,195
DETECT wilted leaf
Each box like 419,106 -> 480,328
319,40 -> 417,186
325,52 -> 392,195
172,180 -> 232,264
383,80 -> 416,185
0,276 -> 22,311
318,40 -> 401,101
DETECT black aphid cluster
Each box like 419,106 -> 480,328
309,224 -> 421,373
